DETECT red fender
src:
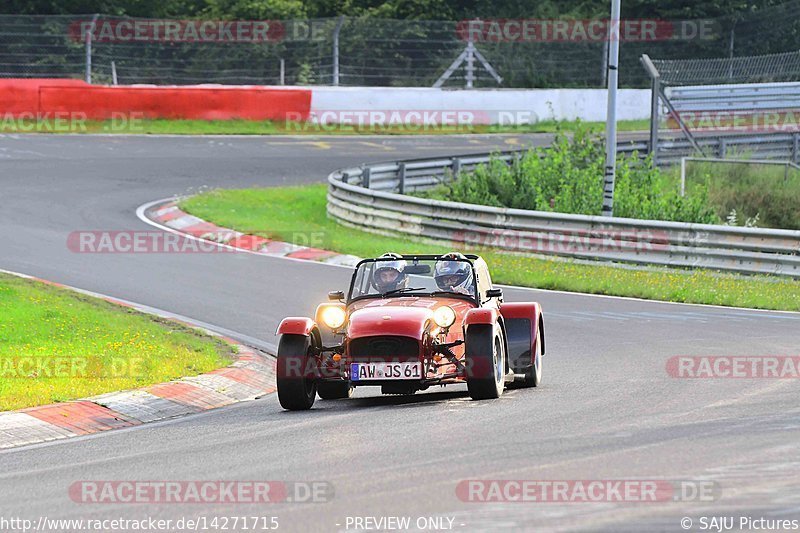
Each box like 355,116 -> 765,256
276,317 -> 316,336
463,307 -> 499,326
499,302 -> 545,362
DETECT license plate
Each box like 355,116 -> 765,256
350,362 -> 422,381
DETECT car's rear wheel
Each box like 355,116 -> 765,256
276,334 -> 317,410
520,330 -> 543,388
465,325 -> 505,400
317,381 -> 354,400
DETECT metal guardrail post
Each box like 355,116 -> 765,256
361,166 -> 371,188
341,172 -> 350,184
452,157 -> 461,179
398,163 -> 406,194
719,138 -> 727,158
793,133 -> 800,164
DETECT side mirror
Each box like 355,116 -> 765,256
486,288 -> 503,299
328,290 -> 345,301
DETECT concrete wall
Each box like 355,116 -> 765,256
309,87 -> 651,125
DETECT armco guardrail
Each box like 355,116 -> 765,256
666,82 -> 800,114
655,132 -> 800,165
327,151 -> 800,278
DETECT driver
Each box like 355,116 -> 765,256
434,252 -> 475,296
372,253 -> 408,293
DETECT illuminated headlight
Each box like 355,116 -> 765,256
321,306 -> 346,329
433,306 -> 456,329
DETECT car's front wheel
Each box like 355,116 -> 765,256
276,334 -> 318,410
465,325 -> 505,400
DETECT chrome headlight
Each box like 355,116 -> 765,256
321,305 -> 346,329
433,306 -> 456,328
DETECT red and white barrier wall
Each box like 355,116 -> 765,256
0,79 -> 312,121
0,79 -> 650,124
307,86 -> 651,124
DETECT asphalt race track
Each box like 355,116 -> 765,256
1,133 -> 799,532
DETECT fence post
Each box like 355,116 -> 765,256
640,55 -> 660,167
280,59 -> 285,85
465,41 -> 475,89
601,0 -> 621,218
84,13 -> 99,84
398,163 -> 406,194
111,61 -> 118,85
601,39 -> 609,86
793,132 -> 799,164
452,157 -> 462,179
361,166 -> 371,188
84,30 -> 92,84
719,138 -> 727,158
332,16 -> 344,86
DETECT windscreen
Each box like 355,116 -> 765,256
349,258 -> 476,300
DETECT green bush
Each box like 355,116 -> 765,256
419,126 -> 720,224
684,160 -> 800,230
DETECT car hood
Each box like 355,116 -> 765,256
346,297 -> 473,339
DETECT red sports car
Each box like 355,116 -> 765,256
275,253 -> 545,410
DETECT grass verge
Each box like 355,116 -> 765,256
180,185 -> 800,312
0,118 -> 650,135
0,273 -> 233,411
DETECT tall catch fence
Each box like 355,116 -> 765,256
1,4 -> 799,88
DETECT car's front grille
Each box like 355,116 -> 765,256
348,336 -> 420,363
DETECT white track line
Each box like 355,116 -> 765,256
136,197 -> 800,317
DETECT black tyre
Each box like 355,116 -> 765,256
465,324 -> 505,400
520,329 -> 543,388
276,334 -> 317,410
317,381 -> 354,400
